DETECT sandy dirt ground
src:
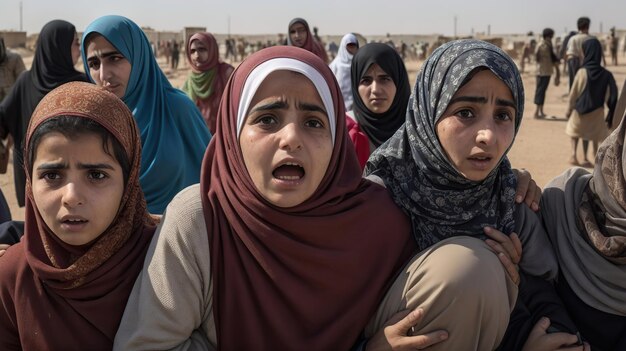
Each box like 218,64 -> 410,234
2,51 -> 626,221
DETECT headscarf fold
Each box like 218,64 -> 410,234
201,46 -> 415,350
351,43 -> 410,147
574,38 -> 618,125
286,18 -> 329,63
11,81 -> 156,349
366,39 -> 524,251
329,33 -> 358,111
81,15 -> 211,214
182,32 -> 234,133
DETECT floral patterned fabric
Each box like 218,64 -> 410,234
365,39 -> 524,251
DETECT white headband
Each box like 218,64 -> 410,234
236,57 -> 336,144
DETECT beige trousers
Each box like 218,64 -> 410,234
365,236 -> 518,351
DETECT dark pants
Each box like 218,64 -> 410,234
534,76 -> 551,105
567,57 -> 580,90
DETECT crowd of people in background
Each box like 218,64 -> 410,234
0,13 -> 625,351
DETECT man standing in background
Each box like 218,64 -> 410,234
565,17 -> 592,90
534,28 -> 560,119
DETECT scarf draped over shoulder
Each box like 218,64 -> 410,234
543,114 -> 626,316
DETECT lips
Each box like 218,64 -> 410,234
273,162 -> 305,181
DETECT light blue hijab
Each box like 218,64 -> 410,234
81,15 -> 211,214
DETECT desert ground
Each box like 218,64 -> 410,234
2,49 -> 626,221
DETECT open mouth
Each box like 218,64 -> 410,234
63,218 -> 88,224
273,162 -> 305,181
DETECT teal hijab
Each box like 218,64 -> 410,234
81,15 -> 211,214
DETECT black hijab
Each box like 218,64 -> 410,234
351,43 -> 410,147
575,38 -> 618,126
30,20 -> 86,93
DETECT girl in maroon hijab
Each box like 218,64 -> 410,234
114,46 -> 415,350
0,82 -> 156,350
182,32 -> 234,133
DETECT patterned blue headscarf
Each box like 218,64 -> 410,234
81,15 -> 211,214
365,39 -> 524,251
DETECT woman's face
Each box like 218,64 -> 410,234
85,34 -> 132,99
189,39 -> 210,68
357,63 -> 397,114
436,70 -> 516,181
240,70 -> 333,208
289,22 -> 308,48
31,132 -> 124,245
71,32 -> 81,66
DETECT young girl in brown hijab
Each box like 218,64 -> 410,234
0,81 -> 156,350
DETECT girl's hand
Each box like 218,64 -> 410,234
522,317 -> 588,351
0,244 -> 10,258
366,308 -> 448,351
512,168 -> 542,212
484,227 -> 522,285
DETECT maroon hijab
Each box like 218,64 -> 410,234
183,32 -> 234,133
286,18 -> 329,63
0,82 -> 156,350
200,46 -> 415,349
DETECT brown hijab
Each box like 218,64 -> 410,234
200,46 -> 415,350
182,32 -> 234,133
0,82 -> 156,350
287,18 -> 329,63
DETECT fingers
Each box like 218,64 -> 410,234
483,227 -> 522,265
0,244 -> 9,257
496,250 -> 520,285
513,168 -> 541,211
400,330 -> 448,350
530,318 -> 582,350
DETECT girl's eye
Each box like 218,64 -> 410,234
496,111 -> 513,122
456,109 -> 474,119
257,115 -> 277,125
360,77 -> 373,85
88,171 -> 107,180
305,119 -> 325,129
41,172 -> 61,181
87,60 -> 101,70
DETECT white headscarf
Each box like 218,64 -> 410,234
329,33 -> 358,111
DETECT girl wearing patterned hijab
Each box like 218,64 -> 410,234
81,15 -> 211,214
286,17 -> 329,63
0,82 -> 157,350
0,20 -> 87,207
542,115 -> 626,350
365,39 -> 584,349
348,42 -> 410,169
182,32 -> 234,133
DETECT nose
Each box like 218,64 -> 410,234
476,120 -> 496,146
62,182 -> 84,208
278,122 -> 303,152
99,62 -> 112,84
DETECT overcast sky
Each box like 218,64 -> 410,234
0,0 -> 624,37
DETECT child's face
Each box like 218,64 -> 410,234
31,132 -> 124,245
240,70 -> 333,208
436,70 -> 516,181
